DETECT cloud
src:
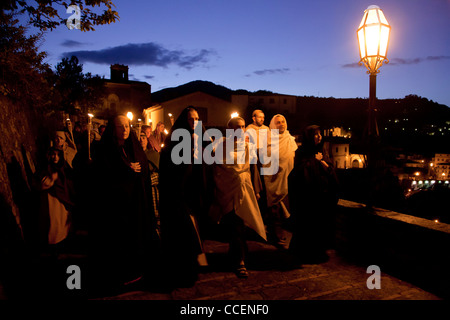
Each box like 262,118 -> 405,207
61,40 -> 89,48
62,42 -> 215,69
245,68 -> 290,77
389,56 -> 450,65
342,62 -> 361,68
342,56 -> 450,68
144,75 -> 155,79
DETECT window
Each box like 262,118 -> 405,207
336,147 -> 339,153
269,98 -> 275,104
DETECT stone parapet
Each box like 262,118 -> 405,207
335,199 -> 450,299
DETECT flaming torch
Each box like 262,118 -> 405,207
87,113 -> 94,160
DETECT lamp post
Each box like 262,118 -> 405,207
357,5 -> 391,207
357,5 -> 390,137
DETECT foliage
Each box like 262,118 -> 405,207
1,0 -> 119,32
53,55 -> 106,115
0,13 -> 53,108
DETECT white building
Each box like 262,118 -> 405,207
323,127 -> 365,169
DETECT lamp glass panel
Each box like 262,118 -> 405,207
379,26 -> 390,57
366,9 -> 380,24
365,25 -> 380,56
378,10 -> 389,25
357,29 -> 366,57
359,12 -> 367,28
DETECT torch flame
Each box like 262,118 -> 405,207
127,112 -> 133,121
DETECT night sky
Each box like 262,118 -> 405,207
35,0 -> 450,107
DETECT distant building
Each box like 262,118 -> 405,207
231,93 -> 297,115
143,91 -> 243,131
324,127 -> 352,138
97,64 -> 152,119
431,153 -> 450,180
322,127 -> 365,169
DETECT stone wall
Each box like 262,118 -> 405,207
0,96 -> 44,247
335,199 -> 450,299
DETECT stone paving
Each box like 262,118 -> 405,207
1,233 -> 442,303
96,239 -> 441,301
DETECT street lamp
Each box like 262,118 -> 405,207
357,5 -> 391,137
356,5 -> 391,208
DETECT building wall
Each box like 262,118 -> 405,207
433,153 -> 450,180
324,141 -> 350,169
145,91 -> 243,130
231,94 -> 297,114
102,81 -> 151,119
95,65 -> 151,120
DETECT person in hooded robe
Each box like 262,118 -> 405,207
88,114 -> 160,295
36,147 -> 75,255
140,132 -> 161,236
262,114 -> 298,249
212,116 -> 267,278
288,125 -> 339,264
148,121 -> 167,152
52,130 -> 77,169
158,106 -> 214,288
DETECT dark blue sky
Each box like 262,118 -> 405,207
38,0 -> 450,107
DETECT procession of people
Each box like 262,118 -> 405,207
32,106 -> 339,296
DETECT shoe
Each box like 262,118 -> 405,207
275,238 -> 289,250
235,265 -> 249,278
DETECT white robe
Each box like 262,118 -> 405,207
41,175 -> 71,245
212,137 -> 267,241
263,115 -> 298,214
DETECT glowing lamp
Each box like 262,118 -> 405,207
231,112 -> 239,119
357,5 -> 391,74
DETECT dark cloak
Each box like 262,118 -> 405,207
89,115 -> 160,291
158,107 -> 214,287
288,125 -> 339,262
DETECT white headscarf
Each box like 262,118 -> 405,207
264,114 -> 298,210
268,114 -> 298,158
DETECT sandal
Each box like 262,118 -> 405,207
235,265 -> 249,278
